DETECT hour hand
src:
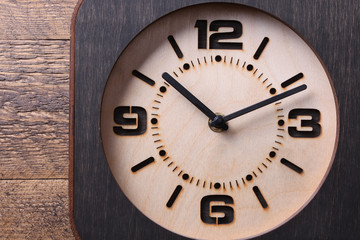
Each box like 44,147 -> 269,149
162,72 -> 217,120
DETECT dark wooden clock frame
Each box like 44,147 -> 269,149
70,0 -> 359,239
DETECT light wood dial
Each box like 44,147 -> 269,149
100,3 -> 339,239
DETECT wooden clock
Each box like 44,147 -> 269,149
71,0 -> 358,239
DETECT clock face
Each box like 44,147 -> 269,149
100,3 -> 338,239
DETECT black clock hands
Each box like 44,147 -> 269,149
162,72 -> 217,120
163,71 -> 306,131
214,84 -> 307,124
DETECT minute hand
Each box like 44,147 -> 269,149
223,84 -> 307,122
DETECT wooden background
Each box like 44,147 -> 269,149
0,0 -> 359,239
0,0 -> 77,239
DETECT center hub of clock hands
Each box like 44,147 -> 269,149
208,114 -> 228,132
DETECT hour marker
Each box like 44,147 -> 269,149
132,70 -> 155,86
280,158 -> 303,174
253,37 -> 269,60
253,186 -> 268,209
166,185 -> 183,208
168,35 -> 184,58
281,73 -> 304,88
131,157 -> 155,172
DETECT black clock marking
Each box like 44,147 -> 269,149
278,119 -> 285,126
113,106 -> 147,136
280,158 -> 304,174
281,72 -> 304,88
183,63 -> 190,70
269,151 -> 276,158
166,185 -> 183,208
214,182 -> 221,189
200,195 -> 234,225
246,174 -> 253,181
288,108 -> 321,138
253,186 -> 268,209
167,35 -> 183,59
215,55 -> 222,62
195,20 -> 243,50
247,64 -> 254,71
182,173 -> 189,180
253,37 -> 270,60
269,88 -> 276,95
159,150 -> 166,156
160,86 -> 167,93
132,70 -> 155,86
131,157 -> 155,172
151,118 -> 158,124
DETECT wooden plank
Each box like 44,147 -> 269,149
0,179 -> 74,239
0,40 -> 69,179
0,0 -> 78,40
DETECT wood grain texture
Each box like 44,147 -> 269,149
0,0 -> 76,237
0,40 -> 70,179
73,0 -> 359,239
0,0 -> 78,40
0,180 -> 74,239
100,5 -> 338,239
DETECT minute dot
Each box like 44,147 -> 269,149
151,118 -> 158,124
214,182 -> 221,189
247,64 -> 254,71
246,174 -> 253,181
215,55 -> 222,62
183,63 -> 190,70
269,151 -> 276,158
270,88 -> 277,94
182,173 -> 189,180
278,119 -> 285,126
160,86 -> 167,93
159,150 -> 166,157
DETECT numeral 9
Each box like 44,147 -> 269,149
113,106 -> 147,136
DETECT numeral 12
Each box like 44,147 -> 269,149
194,20 -> 243,50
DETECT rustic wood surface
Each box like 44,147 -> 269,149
0,0 -> 77,239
